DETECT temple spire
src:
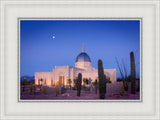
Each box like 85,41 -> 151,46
82,43 -> 85,52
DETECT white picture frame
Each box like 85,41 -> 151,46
0,0 -> 159,120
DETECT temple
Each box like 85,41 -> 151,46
35,45 -> 116,86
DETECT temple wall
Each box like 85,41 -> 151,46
54,66 -> 70,85
104,69 -> 117,83
35,72 -> 54,86
35,66 -> 117,86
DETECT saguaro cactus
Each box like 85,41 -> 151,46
103,75 -> 107,94
77,73 -> 82,96
98,59 -> 106,99
130,51 -> 136,94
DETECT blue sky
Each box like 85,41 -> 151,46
20,20 -> 140,78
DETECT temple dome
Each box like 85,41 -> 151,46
76,52 -> 91,62
75,44 -> 92,69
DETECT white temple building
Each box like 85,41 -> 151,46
35,45 -> 116,86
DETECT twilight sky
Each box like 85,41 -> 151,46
20,20 -> 140,78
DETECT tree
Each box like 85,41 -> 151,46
86,78 -> 89,85
88,78 -> 92,93
39,78 -> 43,91
93,79 -> 98,94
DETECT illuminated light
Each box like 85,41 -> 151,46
52,35 -> 55,39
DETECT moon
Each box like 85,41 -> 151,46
52,35 -> 55,39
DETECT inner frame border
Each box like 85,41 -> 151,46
18,18 -> 142,102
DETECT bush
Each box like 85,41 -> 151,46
117,78 -> 122,82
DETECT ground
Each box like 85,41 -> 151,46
20,82 -> 140,100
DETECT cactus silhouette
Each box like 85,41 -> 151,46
130,51 -> 136,94
98,59 -> 106,99
103,74 -> 107,94
77,73 -> 82,96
